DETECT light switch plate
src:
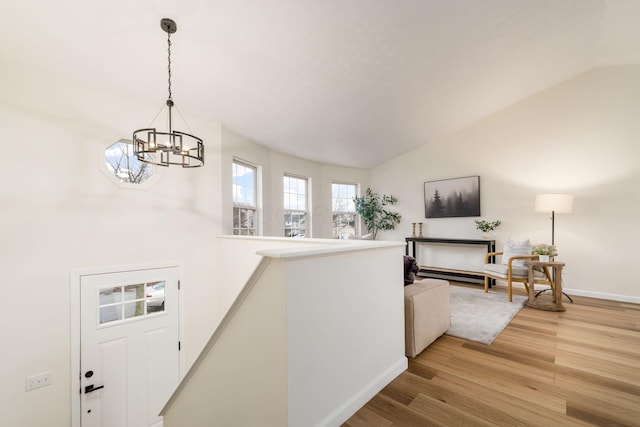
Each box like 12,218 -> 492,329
25,372 -> 51,391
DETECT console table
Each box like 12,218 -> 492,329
405,237 -> 496,286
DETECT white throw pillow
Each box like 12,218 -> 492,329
502,238 -> 531,268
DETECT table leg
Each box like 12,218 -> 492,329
527,265 -> 536,304
554,266 -> 564,310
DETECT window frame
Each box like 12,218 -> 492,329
232,159 -> 259,236
283,173 -> 310,238
99,139 -> 161,190
331,182 -> 359,239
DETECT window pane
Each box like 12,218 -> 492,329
124,301 -> 145,319
331,183 -> 358,239
333,212 -> 356,239
233,160 -> 258,235
232,160 -> 257,206
124,284 -> 145,302
146,281 -> 165,313
284,175 -> 309,237
99,287 -> 121,305
233,207 -> 257,236
98,281 -> 165,325
100,306 -> 122,324
284,212 -> 307,237
105,140 -> 153,184
331,183 -> 357,213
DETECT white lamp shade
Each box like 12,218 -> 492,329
535,194 -> 574,213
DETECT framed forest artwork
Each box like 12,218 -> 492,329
424,176 -> 480,218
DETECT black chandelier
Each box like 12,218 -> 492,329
133,18 -> 204,168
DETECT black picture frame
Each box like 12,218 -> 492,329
424,176 -> 480,218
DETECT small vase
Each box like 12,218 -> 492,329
482,232 -> 492,239
538,255 -> 550,262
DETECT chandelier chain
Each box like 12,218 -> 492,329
167,32 -> 172,101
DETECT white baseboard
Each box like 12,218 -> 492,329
317,357 -> 408,427
562,288 -> 640,304
491,282 -> 640,304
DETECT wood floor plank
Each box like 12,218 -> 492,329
430,370 -> 596,427
367,394 -> 442,427
342,406 -> 393,427
555,350 -> 640,386
412,347 -> 565,413
553,370 -> 640,406
408,392 -> 496,426
415,370 -> 561,427
342,284 -> 640,426
556,341 -> 639,369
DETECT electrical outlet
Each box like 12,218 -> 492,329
25,372 -> 51,391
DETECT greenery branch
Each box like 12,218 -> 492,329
533,244 -> 557,256
354,187 -> 401,240
474,219 -> 502,232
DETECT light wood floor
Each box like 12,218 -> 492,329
343,283 -> 640,427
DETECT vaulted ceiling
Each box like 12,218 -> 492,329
3,0 -> 640,168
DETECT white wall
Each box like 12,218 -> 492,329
0,65 -> 370,426
0,63 -> 226,426
285,245 -> 406,426
164,257 -> 289,427
163,238 -> 406,427
371,64 -> 640,301
214,235 -> 337,318
4,35 -> 637,427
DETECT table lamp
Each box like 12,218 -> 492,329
535,194 -> 573,245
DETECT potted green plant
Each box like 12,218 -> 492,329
474,219 -> 501,239
354,188 -> 401,240
533,244 -> 557,262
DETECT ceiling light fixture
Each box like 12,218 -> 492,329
133,18 -> 204,168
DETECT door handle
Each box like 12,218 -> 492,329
84,384 -> 105,393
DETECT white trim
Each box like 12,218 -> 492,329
315,357 -> 408,427
70,261 -> 184,427
491,282 -> 640,303
562,288 -> 640,304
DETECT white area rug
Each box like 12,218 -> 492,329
445,286 -> 527,345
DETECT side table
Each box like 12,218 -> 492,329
524,260 -> 566,312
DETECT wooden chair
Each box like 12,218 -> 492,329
483,252 -> 553,302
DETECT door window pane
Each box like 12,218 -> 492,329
98,281 -> 166,325
124,284 -> 145,301
100,306 -> 122,324
146,281 -> 166,313
124,301 -> 145,319
99,287 -> 121,305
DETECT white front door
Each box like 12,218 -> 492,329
80,267 -> 180,427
